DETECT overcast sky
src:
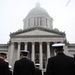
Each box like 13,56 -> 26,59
0,0 -> 75,44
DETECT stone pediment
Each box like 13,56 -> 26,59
10,27 -> 65,37
16,30 -> 60,36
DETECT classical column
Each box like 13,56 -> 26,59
7,44 -> 11,62
25,42 -> 27,50
47,42 -> 50,59
39,42 -> 43,69
53,42 -> 56,56
39,17 -> 40,26
9,42 -> 14,65
17,42 -> 21,60
31,42 -> 35,63
36,18 -> 37,26
64,45 -> 68,56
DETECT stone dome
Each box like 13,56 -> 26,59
23,3 -> 53,29
27,3 -> 50,17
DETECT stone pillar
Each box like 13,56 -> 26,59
64,45 -> 69,56
31,42 -> 35,63
39,42 -> 43,69
25,42 -> 27,50
53,42 -> 56,56
7,44 -> 11,62
9,42 -> 14,65
17,42 -> 21,60
39,17 -> 40,26
36,18 -> 37,26
47,42 -> 50,59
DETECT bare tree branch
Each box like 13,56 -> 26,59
65,0 -> 71,6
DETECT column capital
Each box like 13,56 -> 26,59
25,42 -> 27,43
39,42 -> 42,44
47,42 -> 50,44
18,42 -> 21,44
11,42 -> 14,45
32,42 -> 35,44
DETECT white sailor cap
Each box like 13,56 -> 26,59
35,63 -> 40,66
20,50 -> 29,53
52,43 -> 65,47
0,52 -> 7,56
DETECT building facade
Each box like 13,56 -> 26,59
0,3 -> 75,73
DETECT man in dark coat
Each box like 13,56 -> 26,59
0,52 -> 12,75
35,64 -> 42,75
13,50 -> 35,75
46,43 -> 75,75
0,52 -> 10,75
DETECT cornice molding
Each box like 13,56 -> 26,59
10,27 -> 65,37
11,35 -> 65,38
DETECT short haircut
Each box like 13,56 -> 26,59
54,46 -> 63,51
20,52 -> 28,56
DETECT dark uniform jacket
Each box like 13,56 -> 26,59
0,59 -> 10,75
13,58 -> 35,75
35,67 -> 42,75
46,53 -> 75,75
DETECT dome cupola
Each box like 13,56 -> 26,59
23,3 -> 53,29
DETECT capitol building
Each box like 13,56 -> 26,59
0,3 -> 75,73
